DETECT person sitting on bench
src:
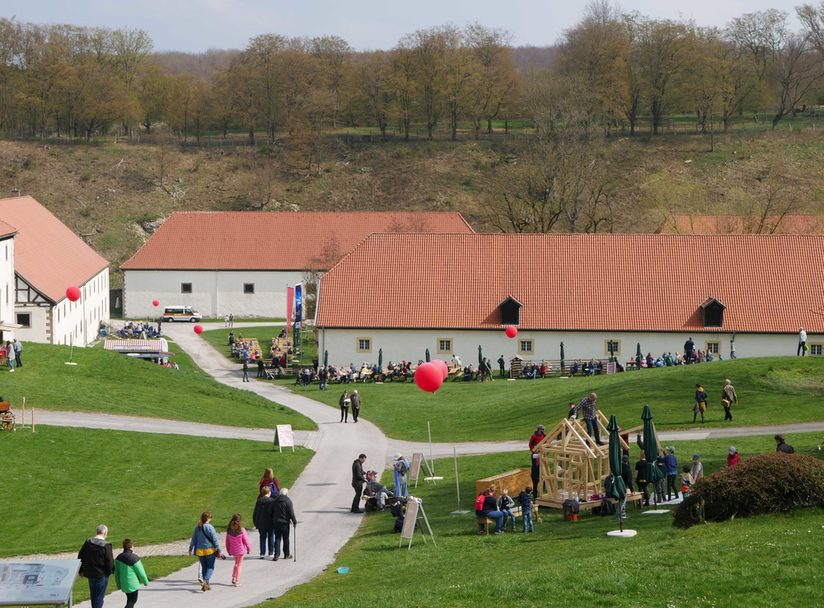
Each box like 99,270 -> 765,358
364,470 -> 394,510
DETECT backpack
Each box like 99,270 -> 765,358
474,494 -> 486,512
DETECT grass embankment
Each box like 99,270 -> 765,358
263,432 -> 824,608
283,357 -> 824,442
0,426 -> 311,557
0,341 -> 315,430
202,325 -> 319,368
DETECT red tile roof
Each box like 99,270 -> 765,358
317,233 -> 824,333
0,220 -> 17,238
658,214 -> 824,234
121,211 -> 474,271
0,196 -> 109,302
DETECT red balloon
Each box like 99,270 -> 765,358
193,324 -> 204,335
432,359 -> 449,380
505,326 -> 518,339
152,299 -> 160,307
414,362 -> 443,393
66,286 -> 81,302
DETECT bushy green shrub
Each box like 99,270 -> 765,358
673,453 -> 824,528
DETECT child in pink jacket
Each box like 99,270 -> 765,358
225,514 -> 251,586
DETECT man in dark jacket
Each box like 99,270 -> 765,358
351,390 -> 361,423
78,524 -> 115,608
351,453 -> 366,513
271,488 -> 298,560
253,486 -> 276,558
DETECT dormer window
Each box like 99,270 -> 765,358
701,297 -> 725,327
499,295 -> 522,326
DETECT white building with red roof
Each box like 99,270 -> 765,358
316,233 -> 824,365
121,211 -> 474,319
0,195 -> 110,346
0,220 -> 18,342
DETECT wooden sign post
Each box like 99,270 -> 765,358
399,497 -> 437,550
273,424 -> 295,452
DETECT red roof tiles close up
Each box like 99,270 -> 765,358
121,211 -> 474,271
317,233 -> 824,333
0,196 -> 109,302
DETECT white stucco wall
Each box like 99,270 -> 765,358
27,268 -> 111,347
123,269 -> 305,319
0,236 -> 15,337
318,328 -> 819,368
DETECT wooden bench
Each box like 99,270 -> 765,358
539,492 -> 645,513
476,504 -> 540,534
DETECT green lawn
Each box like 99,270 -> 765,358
0,426 -> 312,557
0,341 -> 315,430
281,357 -> 824,442
201,325 -> 319,368
261,432 -> 824,608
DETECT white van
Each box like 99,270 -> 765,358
162,306 -> 202,322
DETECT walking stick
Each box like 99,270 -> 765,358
293,522 -> 297,562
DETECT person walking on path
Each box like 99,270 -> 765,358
351,453 -> 367,513
258,467 -> 280,497
722,379 -> 738,421
339,390 -> 350,423
798,327 -> 807,356
225,513 -> 251,585
693,384 -> 708,423
78,524 -> 115,608
528,424 -> 546,498
188,512 -> 223,592
253,486 -> 276,558
574,393 -> 604,445
229,313 -> 234,328
271,488 -> 297,560
351,390 -> 361,423
12,339 -> 22,368
242,359 -> 250,382
775,434 -> 795,454
114,538 -> 149,608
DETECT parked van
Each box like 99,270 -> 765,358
162,305 -> 202,322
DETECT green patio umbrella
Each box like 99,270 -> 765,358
323,349 -> 328,368
641,404 -> 664,506
560,341 -> 565,373
606,415 -> 628,530
378,348 -> 383,372
478,345 -> 483,367
425,348 -> 430,362
635,343 -> 642,369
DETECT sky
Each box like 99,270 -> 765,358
3,0 -> 802,53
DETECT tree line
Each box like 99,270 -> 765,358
2,3 -> 824,145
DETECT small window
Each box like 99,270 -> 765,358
437,338 -> 452,353
604,340 -> 621,357
706,342 -> 719,354
810,344 -> 823,356
356,337 -> 372,353
518,339 -> 534,355
243,283 -> 255,294
16,313 -> 31,328
181,283 -> 192,294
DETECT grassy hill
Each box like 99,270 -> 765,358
2,128 -> 822,287
285,356 -> 824,441
263,432 -> 824,608
0,341 -> 315,430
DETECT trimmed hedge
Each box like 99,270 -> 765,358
673,452 -> 824,528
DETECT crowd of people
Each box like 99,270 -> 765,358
0,339 -> 22,372
116,321 -> 160,339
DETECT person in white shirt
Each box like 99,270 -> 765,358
798,327 -> 807,356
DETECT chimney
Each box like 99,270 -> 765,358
10,188 -> 21,197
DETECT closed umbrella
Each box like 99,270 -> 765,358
635,343 -> 642,369
641,404 -> 664,507
560,341 -> 565,373
425,348 -> 430,362
323,349 -> 328,368
378,348 -> 383,373
478,345 -> 483,367
606,415 -> 628,530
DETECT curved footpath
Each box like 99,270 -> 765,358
18,322 -> 824,607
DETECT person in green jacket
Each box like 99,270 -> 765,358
114,539 -> 149,608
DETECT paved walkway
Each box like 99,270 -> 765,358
18,320 -> 824,607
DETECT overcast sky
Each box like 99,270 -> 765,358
3,0 -> 802,53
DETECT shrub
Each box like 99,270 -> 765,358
673,453 -> 824,528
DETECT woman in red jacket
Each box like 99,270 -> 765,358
528,425 -> 546,498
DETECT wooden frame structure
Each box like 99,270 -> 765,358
534,411 -> 640,509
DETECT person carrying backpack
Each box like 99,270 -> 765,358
392,453 -> 410,497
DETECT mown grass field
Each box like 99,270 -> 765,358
262,432 -> 824,608
0,426 -> 311,557
282,357 -> 824,442
0,341 -> 315,430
